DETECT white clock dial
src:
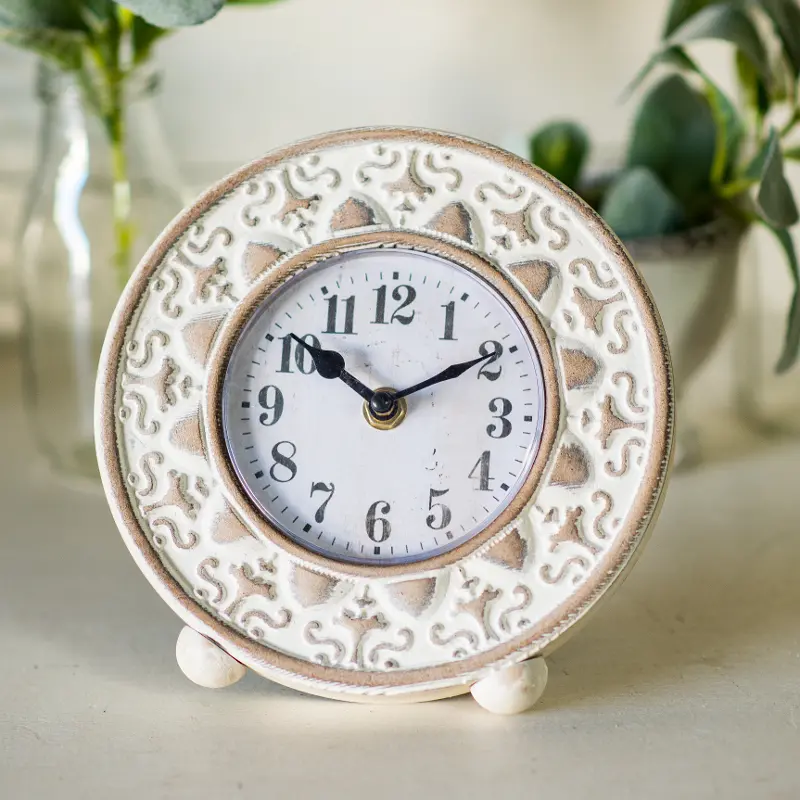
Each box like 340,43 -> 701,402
221,247 -> 546,565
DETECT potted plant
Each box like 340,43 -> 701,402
529,0 -> 800,460
1,0 -> 281,480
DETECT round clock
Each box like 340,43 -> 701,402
96,128 -> 673,712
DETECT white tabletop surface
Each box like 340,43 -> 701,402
1,343 -> 798,799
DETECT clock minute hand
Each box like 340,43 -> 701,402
393,352 -> 494,401
289,334 -> 375,402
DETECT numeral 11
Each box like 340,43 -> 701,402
324,294 -> 356,335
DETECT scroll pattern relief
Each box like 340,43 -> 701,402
114,139 -> 659,673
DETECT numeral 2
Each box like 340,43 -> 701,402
477,340 -> 503,380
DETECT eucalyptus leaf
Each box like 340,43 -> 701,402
768,224 -> 800,372
662,0 -> 715,37
0,26 -> 84,71
735,49 -> 769,123
529,121 -> 589,191
131,16 -> 170,64
760,0 -> 800,77
757,129 -> 799,227
0,0 -> 86,30
600,167 -> 685,240
627,73 -> 716,221
667,3 -> 770,81
113,0 -> 225,27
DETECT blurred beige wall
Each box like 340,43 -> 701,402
1,0 -> 675,171
0,0 -> 793,355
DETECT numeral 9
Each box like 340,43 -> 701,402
258,385 -> 284,426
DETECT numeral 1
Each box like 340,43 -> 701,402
440,301 -> 457,340
324,294 -> 356,334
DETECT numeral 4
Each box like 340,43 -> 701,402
468,450 -> 493,491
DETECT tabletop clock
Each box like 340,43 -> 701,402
96,128 -> 673,713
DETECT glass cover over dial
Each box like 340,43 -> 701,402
222,248 -> 546,565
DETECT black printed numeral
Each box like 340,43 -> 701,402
324,294 -> 356,334
373,284 -> 416,325
440,301 -> 457,340
487,397 -> 512,439
310,481 -> 335,523
277,334 -> 320,374
478,340 -> 503,380
257,385 -> 284,426
426,488 -> 452,530
366,500 -> 392,542
468,450 -> 493,491
270,441 -> 297,483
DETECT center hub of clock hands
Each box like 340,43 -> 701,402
289,333 -> 493,430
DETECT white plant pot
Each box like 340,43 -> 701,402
625,219 -> 743,466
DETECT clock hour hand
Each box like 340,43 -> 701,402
289,334 -> 375,402
391,351 -> 494,401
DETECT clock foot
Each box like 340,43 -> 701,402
470,656 -> 548,715
175,626 -> 247,689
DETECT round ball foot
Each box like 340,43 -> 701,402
176,626 -> 247,689
470,656 -> 548,715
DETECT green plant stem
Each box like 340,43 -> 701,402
108,77 -> 133,291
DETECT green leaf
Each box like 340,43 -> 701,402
760,0 -> 800,77
765,224 -> 800,372
0,25 -> 85,70
0,0 -> 87,30
131,15 -> 170,64
627,73 -> 716,221
662,0 -> 715,37
113,0 -> 225,27
735,49 -> 769,124
756,128 -> 799,227
667,3 -> 770,81
600,167 -> 685,240
529,121 -> 589,191
785,146 -> 800,162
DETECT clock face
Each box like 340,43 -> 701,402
221,247 -> 546,565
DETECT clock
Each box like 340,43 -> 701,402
96,128 -> 673,713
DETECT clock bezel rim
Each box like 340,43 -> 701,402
205,230 -> 560,577
96,126 -> 674,694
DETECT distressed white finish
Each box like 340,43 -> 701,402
175,625 -> 246,688
471,656 -> 548,714
99,130 -> 669,699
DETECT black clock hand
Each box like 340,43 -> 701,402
289,334 -> 375,402
391,351 -> 494,401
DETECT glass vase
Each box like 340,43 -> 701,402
17,62 -> 184,482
